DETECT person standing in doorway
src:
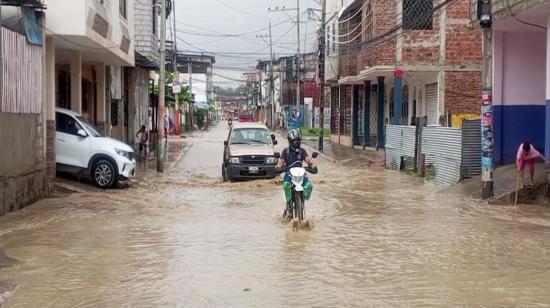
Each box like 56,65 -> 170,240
516,142 -> 548,188
136,125 -> 149,162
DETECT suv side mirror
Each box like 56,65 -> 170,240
270,134 -> 276,141
77,129 -> 87,138
224,140 -> 228,146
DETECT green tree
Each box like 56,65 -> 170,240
152,71 -> 192,108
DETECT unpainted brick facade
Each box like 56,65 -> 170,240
337,0 -> 482,118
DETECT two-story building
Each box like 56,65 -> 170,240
329,0 -> 482,148
44,0 -> 135,141
475,0 -> 550,165
129,0 -> 159,146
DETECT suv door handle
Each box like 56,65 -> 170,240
57,138 -> 67,142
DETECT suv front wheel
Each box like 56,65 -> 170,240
92,159 -> 117,188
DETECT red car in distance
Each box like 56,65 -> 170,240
239,112 -> 255,122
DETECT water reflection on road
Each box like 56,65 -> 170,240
1,124 -> 550,307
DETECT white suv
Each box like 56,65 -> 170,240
55,108 -> 136,188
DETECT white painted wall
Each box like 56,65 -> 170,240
44,0 -> 134,65
44,0 -> 87,36
494,30 -> 546,106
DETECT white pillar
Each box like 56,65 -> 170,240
95,63 -> 106,135
545,16 -> 550,161
69,50 -> 82,113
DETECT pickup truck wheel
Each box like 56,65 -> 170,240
222,165 -> 231,182
93,159 -> 117,188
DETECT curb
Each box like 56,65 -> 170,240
277,132 -> 337,164
301,144 -> 338,164
54,181 -> 89,194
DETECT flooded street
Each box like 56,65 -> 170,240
1,123 -> 550,307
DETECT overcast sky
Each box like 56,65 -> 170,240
172,0 -> 321,88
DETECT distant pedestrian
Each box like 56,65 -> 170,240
516,141 -> 548,188
164,114 -> 169,139
169,117 -> 175,134
136,125 -> 149,161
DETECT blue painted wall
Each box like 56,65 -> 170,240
493,104 -> 546,165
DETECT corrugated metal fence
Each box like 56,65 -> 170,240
385,125 -> 417,171
1,28 -> 43,114
385,122 -> 481,185
461,119 -> 482,179
422,127 -> 463,185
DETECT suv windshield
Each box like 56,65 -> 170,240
230,128 -> 271,145
77,116 -> 102,137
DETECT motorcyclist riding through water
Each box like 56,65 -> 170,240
275,129 -> 317,219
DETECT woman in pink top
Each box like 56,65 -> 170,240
516,142 -> 547,188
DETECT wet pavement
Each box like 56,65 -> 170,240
1,123 -> 550,307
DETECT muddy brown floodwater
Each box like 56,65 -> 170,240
1,124 -> 550,307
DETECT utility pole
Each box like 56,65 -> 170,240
188,62 -> 193,130
269,2 -> 302,110
269,23 -> 275,130
172,0 -> 178,134
479,0 -> 493,199
157,0 -> 166,172
257,23 -> 276,129
296,0 -> 301,110
318,0 -> 326,150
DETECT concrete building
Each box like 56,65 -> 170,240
128,0 -> 159,146
44,0 -> 135,141
476,0 -> 550,165
0,1 -> 52,215
330,0 -> 482,147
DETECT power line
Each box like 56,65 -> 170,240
214,0 -> 266,20
175,18 -> 293,38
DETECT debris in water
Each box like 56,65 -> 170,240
0,281 -> 20,306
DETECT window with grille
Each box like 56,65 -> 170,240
327,25 -> 330,56
119,0 -> 127,19
152,0 -> 157,34
403,0 -> 433,30
365,3 -> 374,39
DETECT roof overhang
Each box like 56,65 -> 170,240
338,65 -> 441,85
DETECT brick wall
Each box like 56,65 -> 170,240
446,0 -> 482,65
134,0 -> 159,64
444,71 -> 481,115
338,7 -> 362,77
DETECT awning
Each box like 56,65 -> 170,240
21,7 -> 43,45
337,66 -> 440,85
338,66 -> 395,85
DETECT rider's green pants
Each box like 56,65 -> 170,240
282,180 -> 313,202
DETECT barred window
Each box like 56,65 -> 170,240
365,3 -> 374,39
152,0 -> 157,35
403,0 -> 433,30
119,0 -> 127,19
